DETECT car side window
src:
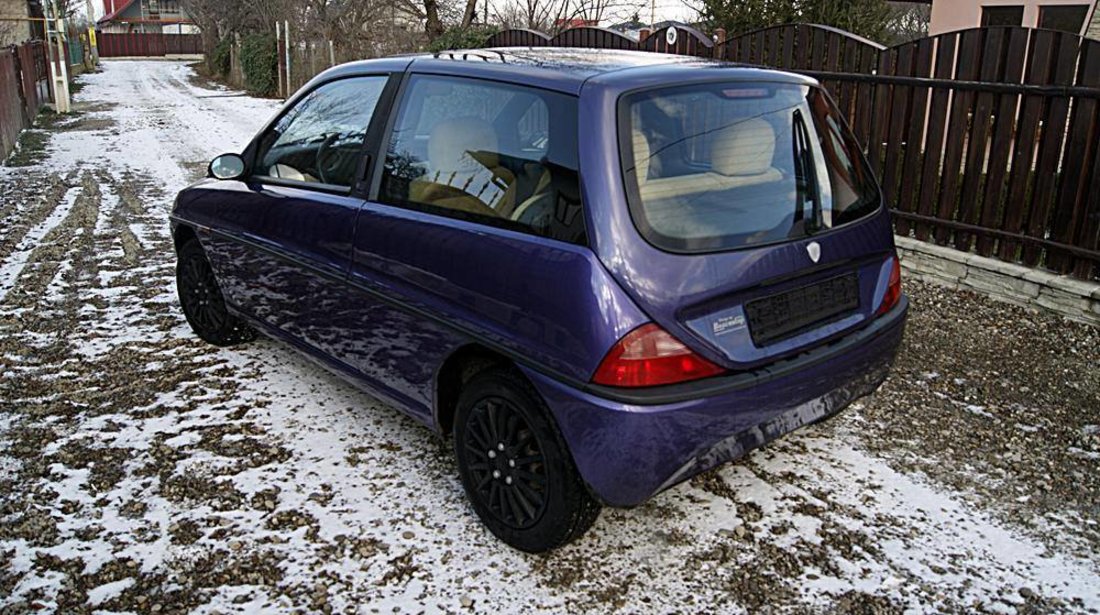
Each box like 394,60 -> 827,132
378,75 -> 585,245
255,76 -> 387,188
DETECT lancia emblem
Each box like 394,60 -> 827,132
807,241 -> 821,263
666,27 -> 678,46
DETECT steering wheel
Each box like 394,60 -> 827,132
315,133 -> 342,185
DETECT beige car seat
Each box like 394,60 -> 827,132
409,118 -> 516,217
268,163 -> 318,183
507,165 -> 553,222
634,118 -> 783,201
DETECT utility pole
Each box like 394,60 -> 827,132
85,0 -> 99,64
44,0 -> 72,113
650,0 -> 656,29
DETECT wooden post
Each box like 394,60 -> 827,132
276,22 -> 284,99
284,20 -> 291,96
309,41 -> 315,81
234,32 -> 241,87
715,28 -> 726,61
639,28 -> 650,45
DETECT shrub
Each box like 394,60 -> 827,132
428,26 -> 501,53
240,33 -> 278,96
211,38 -> 232,78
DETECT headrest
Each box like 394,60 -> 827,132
632,130 -> 651,184
428,117 -> 499,175
710,118 -> 776,176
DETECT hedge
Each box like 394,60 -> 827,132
240,34 -> 278,96
211,38 -> 232,78
428,26 -> 501,53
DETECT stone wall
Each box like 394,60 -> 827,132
895,237 -> 1100,327
0,0 -> 34,47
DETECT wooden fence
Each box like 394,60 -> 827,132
278,39 -> 342,97
0,42 -> 51,160
96,32 -> 203,58
485,24 -> 1100,281
223,33 -> 370,98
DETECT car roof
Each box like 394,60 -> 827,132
324,47 -> 818,96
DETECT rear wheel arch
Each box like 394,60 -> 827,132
434,344 -> 512,437
452,366 -> 601,551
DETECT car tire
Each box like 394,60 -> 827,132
454,368 -> 600,553
176,237 -> 256,347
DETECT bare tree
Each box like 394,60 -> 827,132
180,0 -> 476,69
572,0 -> 638,26
489,0 -> 572,31
461,0 -> 478,27
490,0 -> 640,32
885,1 -> 930,44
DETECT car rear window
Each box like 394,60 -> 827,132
620,82 -> 881,253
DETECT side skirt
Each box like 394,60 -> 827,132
224,303 -> 438,432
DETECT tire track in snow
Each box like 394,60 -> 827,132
1,171 -> 101,320
0,173 -> 76,303
138,63 -> 276,171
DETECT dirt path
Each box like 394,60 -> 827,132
1,60 -> 1098,614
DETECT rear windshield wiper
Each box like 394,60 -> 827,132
792,109 -> 823,234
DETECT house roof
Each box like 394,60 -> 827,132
97,0 -> 137,25
97,0 -> 194,25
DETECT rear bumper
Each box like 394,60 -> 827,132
523,297 -> 908,507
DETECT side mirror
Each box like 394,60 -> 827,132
209,153 -> 246,180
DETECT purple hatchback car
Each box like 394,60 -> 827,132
171,48 -> 907,552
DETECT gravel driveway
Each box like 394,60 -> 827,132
1,61 -> 1098,614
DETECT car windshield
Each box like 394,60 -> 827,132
621,82 -> 881,253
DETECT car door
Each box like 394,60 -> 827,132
205,74 -> 396,358
341,72 -> 622,417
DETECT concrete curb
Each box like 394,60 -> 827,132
895,236 -> 1100,327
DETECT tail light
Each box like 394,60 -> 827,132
592,323 -> 725,388
877,256 -> 902,316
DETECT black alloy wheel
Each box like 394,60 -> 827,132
176,238 -> 256,347
462,396 -> 550,529
454,369 -> 600,552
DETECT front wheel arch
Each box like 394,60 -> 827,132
175,235 -> 255,347
173,224 -> 199,254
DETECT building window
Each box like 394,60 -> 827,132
159,0 -> 181,17
981,5 -> 1025,26
1038,5 -> 1091,33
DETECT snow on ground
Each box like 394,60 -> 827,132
1,60 -> 1098,613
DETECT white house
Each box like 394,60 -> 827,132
97,0 -> 197,34
927,0 -> 1099,38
